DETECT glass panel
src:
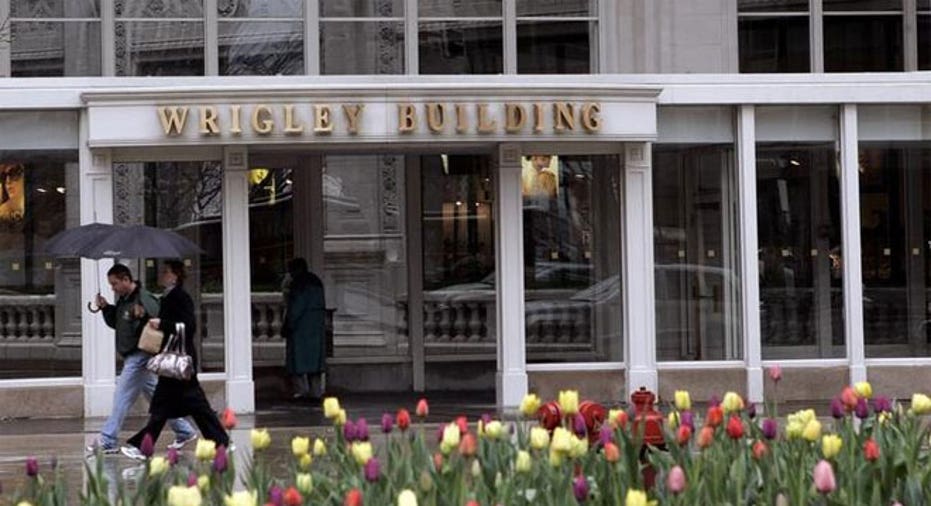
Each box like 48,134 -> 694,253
219,21 -> 303,75
321,0 -> 403,17
421,155 -> 496,360
739,16 -> 810,73
859,143 -> 931,357
757,144 -> 845,360
0,152 -> 79,379
219,0 -> 302,18
12,0 -> 99,17
824,15 -> 902,72
323,155 -> 408,364
738,0 -> 808,12
654,144 -> 742,361
420,0 -> 501,17
517,21 -> 593,74
920,16 -> 931,70
248,166 -> 293,292
419,21 -> 502,74
922,0 -> 931,10
115,0 -> 203,17
523,155 -> 622,363
114,21 -> 205,76
11,22 -> 101,76
112,161 -> 225,372
823,0 -> 901,10
321,22 -> 404,74
517,0 -> 595,17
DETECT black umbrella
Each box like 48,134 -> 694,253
43,222 -> 116,258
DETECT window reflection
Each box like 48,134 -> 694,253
419,21 -> 503,74
738,16 -> 809,73
824,15 -> 902,72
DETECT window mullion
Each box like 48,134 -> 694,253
205,0 -> 218,75
0,0 -> 10,76
405,0 -> 418,74
905,0 -> 918,71
101,0 -> 115,76
504,0 -> 516,73
306,0 -> 319,74
811,0 -> 824,72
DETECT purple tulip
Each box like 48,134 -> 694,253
140,433 -> 154,458
343,420 -> 357,442
213,445 -> 228,473
679,410 -> 694,430
708,395 -> 721,408
831,398 -> 846,419
167,447 -> 179,466
599,424 -> 613,446
381,413 -> 394,434
435,425 -> 445,443
481,413 -> 492,427
573,414 -> 587,438
268,486 -> 284,506
747,403 -> 757,420
356,418 -> 370,442
873,396 -> 892,414
364,457 -> 380,482
25,457 -> 38,477
187,472 -> 198,487
762,418 -> 777,440
573,475 -> 589,502
855,398 -> 870,420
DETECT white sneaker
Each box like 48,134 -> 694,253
85,440 -> 120,455
167,434 -> 198,450
120,446 -> 147,462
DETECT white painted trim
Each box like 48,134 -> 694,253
0,0 -> 10,77
0,377 -> 83,388
503,0 -> 516,74
840,104 -> 866,384
904,0 -> 918,72
656,361 -> 745,370
100,0 -> 115,76
305,0 -> 319,75
761,358 -> 848,368
737,105 -> 764,403
496,142 -> 528,408
111,146 -> 224,162
404,0 -> 417,74
527,362 -> 625,372
198,372 -> 228,381
810,0 -> 824,73
204,0 -> 218,76
865,358 -> 931,366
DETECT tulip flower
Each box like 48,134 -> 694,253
698,426 -> 714,449
299,453 -> 312,471
268,486 -> 284,506
830,398 -> 845,419
676,425 -> 692,445
167,486 -> 202,506
573,475 -> 589,502
291,437 -> 310,458
197,475 -> 210,491
747,403 -> 757,420
282,487 -> 302,506
149,456 -> 169,477
167,447 -> 179,466
313,438 -> 327,456
455,416 -> 469,435
516,450 -> 532,472
679,410 -> 694,430
296,473 -> 313,494
416,398 -> 429,418
573,414 -> 587,437
459,433 -> 477,457
840,387 -> 858,411
603,442 -> 620,463
667,411 -> 679,430
854,381 -> 872,399
25,457 -> 38,477
911,393 -> 931,414
752,440 -> 768,460
221,407 -> 237,430
195,439 -> 217,461
484,420 -> 503,439
224,490 -> 258,506
768,365 -> 782,383
432,452 -> 443,471
726,416 -> 744,439
802,419 -> 822,442
855,398 -> 869,420
440,424 -> 460,454
813,460 -> 836,494
872,396 -> 892,414
706,406 -> 724,427
549,448 -> 564,467
599,424 -> 613,446
520,393 -> 542,417
419,470 -> 434,492
465,502 -> 479,506
666,465 -> 686,494
213,446 -> 228,474
398,489 -> 418,506
530,427 -> 550,450
551,427 -> 573,453
674,390 -> 691,411
336,409 -> 347,426
141,433 -> 155,458
822,434 -> 842,459
470,459 -> 482,478
381,413 -> 394,434
352,442 -> 373,465
709,395 -> 721,407
187,473 -> 198,487
397,409 -> 412,431
722,392 -> 744,413
323,397 -> 341,418
343,420 -> 358,442
357,418 -> 371,441
625,489 -> 648,506
762,418 -> 777,440
864,438 -> 880,461
344,489 -> 363,506
559,390 -> 580,416
250,428 -> 271,451
609,409 -> 629,429
569,436 -> 589,459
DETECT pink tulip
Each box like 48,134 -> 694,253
768,365 -> 782,383
813,460 -> 836,494
666,465 -> 686,494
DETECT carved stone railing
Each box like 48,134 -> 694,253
0,295 -> 56,342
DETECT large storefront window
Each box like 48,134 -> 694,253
859,105 -> 931,357
523,154 -> 622,363
11,0 -> 101,76
756,106 -> 844,360
654,107 -> 741,362
114,0 -> 205,76
0,149 -> 79,378
112,161 -> 225,372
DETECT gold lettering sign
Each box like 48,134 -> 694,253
398,103 -> 416,133
251,105 -> 273,135
158,106 -> 189,136
284,105 -> 304,134
313,105 -> 333,134
505,103 -> 526,133
342,104 -> 364,134
199,106 -> 220,135
426,103 -> 446,133
229,105 -> 242,135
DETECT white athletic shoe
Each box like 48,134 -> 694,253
120,445 -> 147,462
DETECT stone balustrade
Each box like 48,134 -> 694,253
0,295 -> 56,342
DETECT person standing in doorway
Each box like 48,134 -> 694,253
282,257 -> 327,400
121,260 -> 229,460
86,263 -> 197,455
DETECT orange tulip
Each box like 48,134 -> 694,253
416,398 -> 430,418
397,409 -> 411,431
840,387 -> 858,411
221,408 -> 237,430
698,426 -> 714,449
706,406 -> 724,428
459,433 -> 477,457
863,438 -> 880,462
752,440 -> 768,460
603,442 -> 620,463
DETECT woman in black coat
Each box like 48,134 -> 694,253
122,260 -> 229,460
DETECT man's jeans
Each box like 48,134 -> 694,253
99,352 -> 196,448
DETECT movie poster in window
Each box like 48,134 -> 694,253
0,163 -> 25,227
521,155 -> 559,200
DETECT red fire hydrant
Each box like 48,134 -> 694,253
630,387 -> 667,488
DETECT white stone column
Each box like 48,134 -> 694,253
222,147 -> 255,413
840,104 -> 867,384
495,143 -> 528,408
81,113 -> 116,417
738,105 -> 764,404
624,142 -> 657,394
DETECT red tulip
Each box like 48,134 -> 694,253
456,416 -> 469,435
698,426 -> 714,449
813,460 -> 836,494
397,409 -> 411,431
459,433 -> 477,457
416,398 -> 429,418
603,442 -> 620,463
706,406 -> 724,428
840,387 -> 858,411
283,487 -> 303,506
221,407 -> 237,430
343,489 -> 363,506
140,433 -> 154,458
863,438 -> 880,462
752,440 -> 768,460
768,365 -> 782,383
726,416 -> 744,439
466,501 -> 480,506
676,425 -> 692,446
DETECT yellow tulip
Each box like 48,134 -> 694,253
484,420 -> 504,440
674,390 -> 691,411
667,411 -> 679,429
291,436 -> 310,458
398,489 -> 418,506
440,424 -> 460,454
520,393 -> 542,417
912,393 -> 931,415
879,412 -> 891,425
558,390 -> 580,416
313,438 -> 327,456
551,427 -> 573,453
569,436 -> 589,458
530,427 -> 550,450
418,470 -> 433,492
470,459 -> 482,478
802,419 -> 822,442
854,381 -> 872,399
16,502 -> 34,506
299,453 -> 312,470
197,475 -> 210,492
195,439 -> 216,461
167,486 -> 202,506
250,429 -> 271,451
822,434 -> 842,459
323,397 -> 341,418
352,442 -> 373,465
722,392 -> 744,413
148,456 -> 169,477
296,473 -> 313,494
336,409 -> 348,426
515,450 -> 531,473
625,489 -> 648,506
548,447 -> 564,467
223,490 -> 257,506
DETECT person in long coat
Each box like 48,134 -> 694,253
121,260 -> 229,460
283,257 -> 327,400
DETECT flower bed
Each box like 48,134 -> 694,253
7,371 -> 931,505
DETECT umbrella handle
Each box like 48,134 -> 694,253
87,301 -> 101,314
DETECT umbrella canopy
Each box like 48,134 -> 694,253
43,223 -> 117,258
81,224 -> 203,259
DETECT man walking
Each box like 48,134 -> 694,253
86,264 -> 197,455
